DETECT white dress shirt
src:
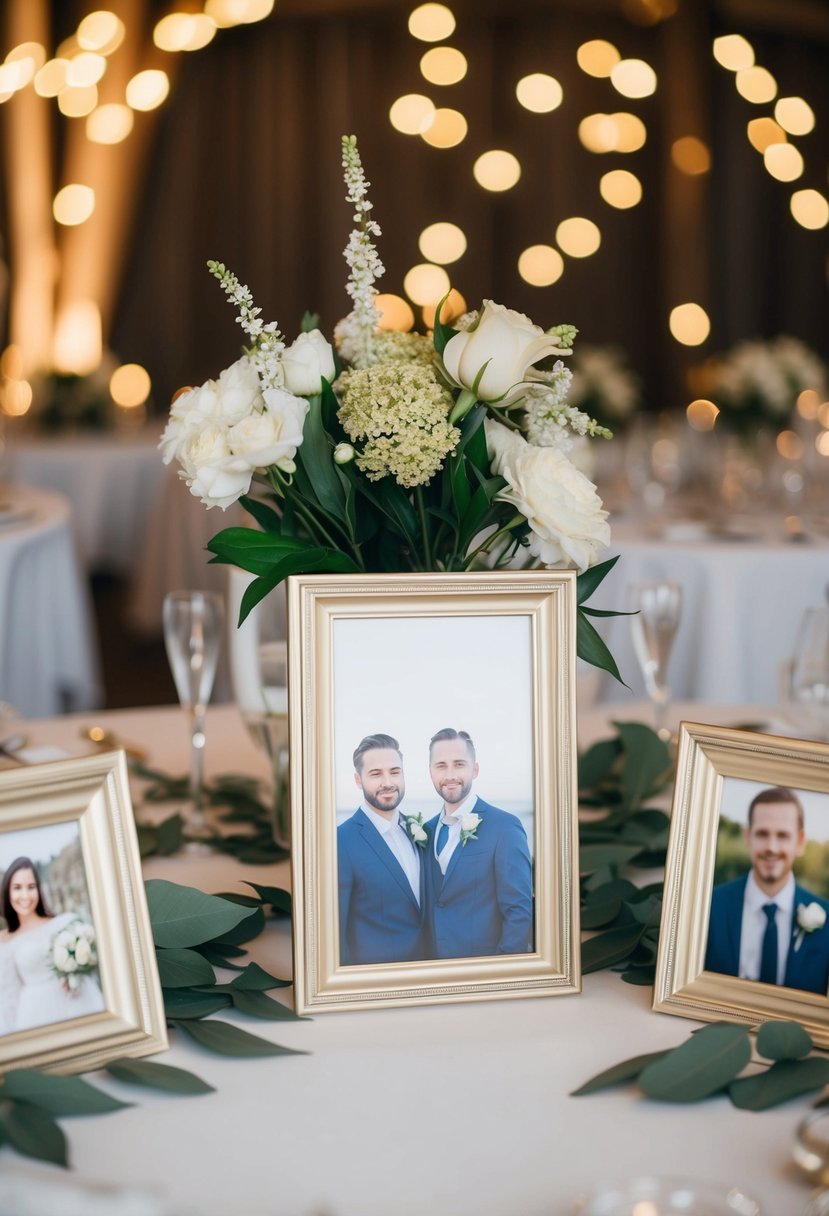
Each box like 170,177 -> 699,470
361,806 -> 420,904
739,871 -> 795,985
434,793 -> 479,875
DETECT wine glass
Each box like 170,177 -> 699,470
786,606 -> 829,742
162,590 -> 224,846
571,1175 -> 760,1215
628,580 -> 682,740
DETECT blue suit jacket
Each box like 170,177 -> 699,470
425,799 -> 533,959
705,873 -> 829,995
337,809 -> 428,966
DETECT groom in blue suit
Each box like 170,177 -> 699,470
337,733 -> 428,967
424,728 -> 533,959
705,786 -> 829,995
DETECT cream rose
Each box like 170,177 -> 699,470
281,330 -> 336,397
53,944 -> 71,970
409,822 -> 428,844
228,387 -> 308,474
797,902 -> 826,932
461,812 -> 482,833
74,938 -> 91,966
486,419 -> 610,572
442,300 -> 568,403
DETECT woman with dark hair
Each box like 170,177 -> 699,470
0,856 -> 104,1034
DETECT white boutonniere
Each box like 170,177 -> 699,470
460,811 -> 482,847
794,902 -> 827,952
404,812 -> 428,849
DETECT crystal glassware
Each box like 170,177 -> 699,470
628,580 -> 682,740
786,606 -> 829,742
162,590 -> 224,846
570,1176 -> 760,1215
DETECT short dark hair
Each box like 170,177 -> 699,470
429,728 -> 476,762
1,857 -> 51,932
748,786 -> 805,831
353,733 -> 402,772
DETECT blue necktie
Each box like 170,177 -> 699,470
759,902 -> 778,985
436,822 -> 449,855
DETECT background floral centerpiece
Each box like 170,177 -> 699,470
702,335 -> 827,441
161,135 -> 622,680
567,344 -> 642,431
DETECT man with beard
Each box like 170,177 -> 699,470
337,733 -> 427,966
705,786 -> 829,994
425,728 -> 533,959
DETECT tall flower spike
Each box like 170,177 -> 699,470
207,259 -> 286,390
341,135 -> 385,368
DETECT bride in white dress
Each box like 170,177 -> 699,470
0,856 -> 105,1034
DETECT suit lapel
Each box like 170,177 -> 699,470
723,874 -> 746,974
442,803 -> 485,887
355,810 -> 419,911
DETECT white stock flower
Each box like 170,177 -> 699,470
460,812 -> 481,833
74,938 -> 91,966
281,330 -> 336,397
486,420 -> 610,572
228,388 -> 308,473
442,300 -> 569,403
797,902 -> 826,933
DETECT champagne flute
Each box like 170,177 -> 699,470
163,590 -> 224,845
628,581 -> 682,740
786,606 -> 829,742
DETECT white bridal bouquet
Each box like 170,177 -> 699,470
50,919 -> 98,993
161,135 -> 623,679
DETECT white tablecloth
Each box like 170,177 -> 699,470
1,700 -> 819,1215
0,486 -> 101,717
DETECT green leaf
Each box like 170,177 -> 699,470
239,494 -> 283,533
210,904 -> 266,947
615,722 -> 672,810
585,879 -> 642,906
236,547 -> 359,625
729,1059 -> 829,1110
155,947 -> 217,989
621,966 -> 656,985
432,292 -> 457,355
577,554 -> 620,605
580,898 -> 623,929
581,606 -> 637,618
1,1070 -> 130,1117
300,310 -> 320,333
196,945 -> 246,971
296,392 -> 347,522
756,1020 -> 814,1062
0,1101 -> 67,1166
578,738 -> 620,790
571,1050 -> 671,1096
106,1059 -> 215,1096
639,1023 -> 752,1102
146,880 -> 256,948
628,894 -> 663,928
577,609 -> 627,686
205,528 -> 307,574
155,813 -> 184,855
163,988 -> 232,1019
172,1018 -> 306,1058
226,989 -> 303,1020
580,843 -> 643,874
244,882 -> 292,914
230,962 -> 292,991
582,923 -> 646,973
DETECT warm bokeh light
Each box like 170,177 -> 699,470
776,430 -> 804,460
110,364 -> 151,408
6,42 -> 46,75
408,3 -> 456,41
686,399 -> 719,431
669,303 -> 710,346
599,169 -> 642,208
126,69 -> 170,111
712,34 -> 754,71
820,401 -> 829,429
66,52 -> 106,87
472,150 -> 521,192
422,288 -> 467,328
671,135 -> 711,174
797,389 -> 820,420
612,112 -> 647,152
420,47 -> 467,86
56,37 -> 80,61
53,301 -> 102,375
77,11 -> 126,55
515,74 -> 563,113
622,0 -> 678,23
53,184 -> 95,226
610,58 -> 657,99
58,84 -> 98,118
86,103 -> 134,144
578,114 -> 618,154
555,217 -> 601,258
418,222 -> 467,264
403,263 -> 451,306
576,40 -> 620,78
34,58 -> 68,97
817,432 -> 829,457
421,107 -> 467,147
517,245 -> 565,286
791,189 -> 829,230
2,379 -> 33,417
0,345 -> 24,380
0,61 -> 32,95
204,0 -> 275,24
390,93 -> 436,135
375,294 -> 415,332
763,143 -> 803,182
154,13 -> 217,52
747,117 -> 786,153
774,96 -> 815,137
735,66 -> 777,104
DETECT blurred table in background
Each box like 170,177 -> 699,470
0,486 -> 101,717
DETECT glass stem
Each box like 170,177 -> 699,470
189,705 -> 207,829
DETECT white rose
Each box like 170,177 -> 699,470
461,812 -> 481,833
53,944 -> 71,970
442,300 -> 567,403
409,822 -> 427,843
63,955 -> 78,973
67,974 -> 81,991
216,356 -> 269,421
228,389 -> 308,474
486,419 -> 610,573
281,331 -> 336,397
187,455 -> 253,511
78,922 -> 95,940
55,930 -> 74,948
74,938 -> 91,966
797,902 -> 826,932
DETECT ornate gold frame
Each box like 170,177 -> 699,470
0,751 -> 167,1074
654,723 -> 829,1045
288,571 -> 580,1014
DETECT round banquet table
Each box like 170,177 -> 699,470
0,699 -> 822,1216
0,485 -> 101,717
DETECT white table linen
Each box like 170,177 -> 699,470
2,700 -> 817,1215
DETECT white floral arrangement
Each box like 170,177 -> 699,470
706,335 -> 827,436
160,134 -> 624,680
50,919 -> 98,993
566,344 -> 641,429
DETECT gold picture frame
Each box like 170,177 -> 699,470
0,750 -> 167,1074
288,571 -> 580,1014
654,722 -> 829,1046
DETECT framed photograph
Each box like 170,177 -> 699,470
654,723 -> 829,1045
288,571 -> 580,1014
0,751 -> 167,1074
